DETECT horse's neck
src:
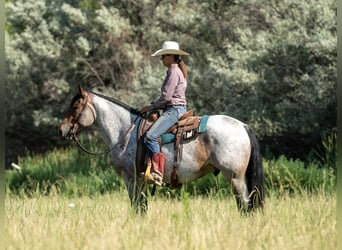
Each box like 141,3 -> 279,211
92,95 -> 133,146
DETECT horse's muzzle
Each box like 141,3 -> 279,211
59,127 -> 69,140
59,121 -> 73,140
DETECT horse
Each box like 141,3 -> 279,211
59,86 -> 264,213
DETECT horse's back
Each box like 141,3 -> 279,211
205,115 -> 249,142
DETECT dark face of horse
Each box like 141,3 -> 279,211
59,87 -> 96,140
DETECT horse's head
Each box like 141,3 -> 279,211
59,86 -> 97,140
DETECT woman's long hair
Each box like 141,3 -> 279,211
174,55 -> 188,79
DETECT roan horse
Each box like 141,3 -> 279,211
59,86 -> 264,213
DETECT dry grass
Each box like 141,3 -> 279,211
5,191 -> 336,250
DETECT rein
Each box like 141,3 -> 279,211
89,91 -> 141,115
71,116 -> 139,155
72,133 -> 114,155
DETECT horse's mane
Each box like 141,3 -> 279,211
90,91 -> 141,115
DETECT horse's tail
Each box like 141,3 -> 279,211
244,125 -> 265,211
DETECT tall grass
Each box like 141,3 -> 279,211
5,145 -> 337,249
5,191 -> 336,250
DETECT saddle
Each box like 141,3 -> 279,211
136,109 -> 209,188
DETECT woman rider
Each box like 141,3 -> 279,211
140,41 -> 189,186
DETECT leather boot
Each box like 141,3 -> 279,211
150,153 -> 165,186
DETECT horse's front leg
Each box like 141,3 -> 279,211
123,173 -> 148,214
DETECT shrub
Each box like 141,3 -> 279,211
6,145 -> 124,198
6,148 -> 336,198
263,155 -> 336,196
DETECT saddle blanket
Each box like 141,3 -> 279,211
161,115 -> 209,144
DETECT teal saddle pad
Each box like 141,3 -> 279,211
161,115 -> 209,144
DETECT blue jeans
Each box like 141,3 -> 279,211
145,105 -> 187,155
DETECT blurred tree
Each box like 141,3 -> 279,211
5,0 -> 142,163
5,0 -> 336,164
153,0 -> 336,158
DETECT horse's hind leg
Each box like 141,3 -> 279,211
221,171 -> 250,213
231,177 -> 250,213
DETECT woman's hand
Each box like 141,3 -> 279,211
140,105 -> 151,114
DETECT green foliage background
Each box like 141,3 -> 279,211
5,0 -> 336,164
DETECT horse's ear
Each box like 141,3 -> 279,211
78,85 -> 87,97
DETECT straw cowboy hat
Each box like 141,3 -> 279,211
151,41 -> 189,56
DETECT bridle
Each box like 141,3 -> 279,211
68,93 -> 140,155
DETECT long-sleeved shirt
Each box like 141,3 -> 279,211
151,64 -> 187,109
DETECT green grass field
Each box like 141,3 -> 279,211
5,148 -> 336,249
5,191 -> 336,250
